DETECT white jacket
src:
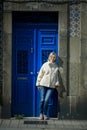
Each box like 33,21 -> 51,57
36,61 -> 60,88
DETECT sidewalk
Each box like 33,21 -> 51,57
0,118 -> 87,130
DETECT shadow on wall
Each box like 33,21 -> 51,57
58,56 -> 66,98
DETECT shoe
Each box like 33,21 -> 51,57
39,114 -> 44,120
43,115 -> 48,120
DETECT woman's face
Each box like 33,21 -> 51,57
50,55 -> 56,63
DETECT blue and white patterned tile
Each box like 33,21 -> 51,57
69,4 -> 81,37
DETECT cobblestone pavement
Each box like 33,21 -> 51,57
0,118 -> 87,130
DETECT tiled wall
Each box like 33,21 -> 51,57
69,4 -> 81,37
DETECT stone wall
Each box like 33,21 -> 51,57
2,12 -> 12,118
65,3 -> 87,119
78,3 -> 87,118
68,4 -> 81,118
0,1 -> 3,118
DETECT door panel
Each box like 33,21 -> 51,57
12,23 -> 58,117
36,24 -> 58,117
12,26 -> 34,116
37,24 -> 58,68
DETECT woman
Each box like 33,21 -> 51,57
36,52 -> 60,120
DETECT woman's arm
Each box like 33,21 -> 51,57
36,65 -> 45,87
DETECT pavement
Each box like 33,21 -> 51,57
0,118 -> 87,130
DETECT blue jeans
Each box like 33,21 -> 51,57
40,86 -> 54,115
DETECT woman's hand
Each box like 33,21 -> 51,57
55,85 -> 60,90
37,86 -> 40,90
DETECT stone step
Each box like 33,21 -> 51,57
0,119 -> 87,130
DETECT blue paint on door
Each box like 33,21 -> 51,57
36,24 -> 59,117
12,12 -> 58,117
12,24 -> 35,117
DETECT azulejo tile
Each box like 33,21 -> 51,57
69,4 -> 81,37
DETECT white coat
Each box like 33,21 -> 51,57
36,61 -> 60,88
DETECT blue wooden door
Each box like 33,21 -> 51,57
12,24 -> 36,117
36,24 -> 59,117
12,23 -> 58,117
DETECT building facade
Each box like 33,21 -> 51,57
0,0 -> 87,119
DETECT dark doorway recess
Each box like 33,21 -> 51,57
12,11 -> 58,23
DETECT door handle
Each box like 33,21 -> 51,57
30,72 -> 33,75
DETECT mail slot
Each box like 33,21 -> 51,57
17,77 -> 28,80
